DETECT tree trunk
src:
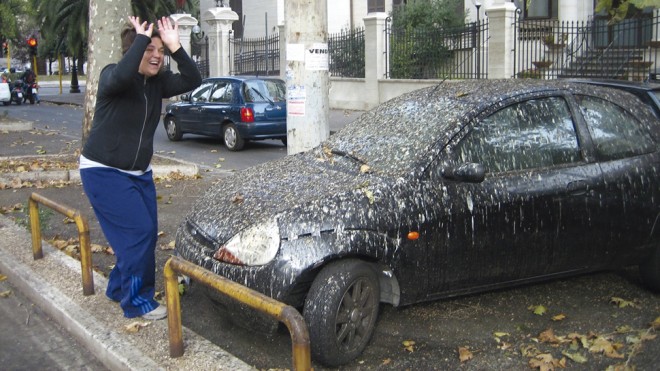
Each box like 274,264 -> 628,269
82,0 -> 132,143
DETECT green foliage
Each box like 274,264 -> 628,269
389,0 -> 466,79
391,0 -> 466,31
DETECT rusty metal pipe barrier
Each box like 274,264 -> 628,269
164,256 -> 312,370
28,192 -> 95,296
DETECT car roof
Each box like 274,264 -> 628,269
203,76 -> 284,83
563,78 -> 660,92
329,79 -> 656,175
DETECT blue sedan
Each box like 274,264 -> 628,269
164,76 -> 287,151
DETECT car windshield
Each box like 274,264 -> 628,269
325,88 -> 466,174
243,79 -> 285,103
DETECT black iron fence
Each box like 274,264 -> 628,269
514,10 -> 659,81
231,34 -> 280,76
191,35 -> 210,79
328,27 -> 365,78
386,18 -> 488,80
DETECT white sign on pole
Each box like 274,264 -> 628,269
305,43 -> 329,71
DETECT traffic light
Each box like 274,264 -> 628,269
27,37 -> 37,55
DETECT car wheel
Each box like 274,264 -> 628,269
640,244 -> 660,292
303,259 -> 380,367
164,116 -> 183,141
223,123 -> 245,151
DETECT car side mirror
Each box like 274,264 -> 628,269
180,93 -> 189,101
442,162 -> 486,183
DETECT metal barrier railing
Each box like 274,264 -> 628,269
163,256 -> 312,370
28,192 -> 95,296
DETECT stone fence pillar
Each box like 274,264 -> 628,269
170,13 -> 198,74
486,1 -> 517,79
363,13 -> 388,110
203,7 -> 238,77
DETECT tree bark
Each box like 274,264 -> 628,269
82,0 -> 132,143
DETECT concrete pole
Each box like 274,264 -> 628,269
169,13 -> 198,74
203,7 -> 239,77
285,0 -> 330,155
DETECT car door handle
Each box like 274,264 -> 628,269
566,180 -> 590,196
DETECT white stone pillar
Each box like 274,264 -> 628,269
363,13 -> 388,110
169,13 -> 198,74
203,7 -> 239,77
486,1 -> 517,79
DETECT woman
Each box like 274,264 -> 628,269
79,16 -> 202,320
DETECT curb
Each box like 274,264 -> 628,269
0,154 -> 200,184
0,214 -> 254,371
0,120 -> 33,131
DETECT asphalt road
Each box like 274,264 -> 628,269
1,97 -> 659,370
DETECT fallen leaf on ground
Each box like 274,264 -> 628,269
160,240 -> 176,250
589,336 -> 625,359
0,290 -> 12,298
0,274 -> 6,281
552,314 -> 566,321
610,297 -> 639,308
561,350 -> 588,364
124,321 -> 150,333
528,353 -> 566,370
458,346 -> 473,362
538,328 -> 562,344
402,340 -> 415,352
529,304 -> 547,315
650,317 -> 660,330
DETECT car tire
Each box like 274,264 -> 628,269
640,244 -> 660,292
164,116 -> 183,141
303,259 -> 380,367
223,123 -> 245,151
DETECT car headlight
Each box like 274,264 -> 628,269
213,219 -> 280,266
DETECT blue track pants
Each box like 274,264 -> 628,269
80,167 -> 160,318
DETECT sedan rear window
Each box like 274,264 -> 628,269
243,79 -> 286,103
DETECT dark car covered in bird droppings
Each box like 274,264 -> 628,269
175,79 -> 660,366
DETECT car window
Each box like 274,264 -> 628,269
191,82 -> 213,103
243,79 -> 285,103
210,82 -> 233,103
576,95 -> 656,161
453,97 -> 581,173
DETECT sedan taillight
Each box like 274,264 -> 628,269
241,107 -> 255,123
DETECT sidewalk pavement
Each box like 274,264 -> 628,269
0,81 -> 255,370
0,83 -> 363,370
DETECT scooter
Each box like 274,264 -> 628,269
10,79 -> 24,105
23,81 -> 38,104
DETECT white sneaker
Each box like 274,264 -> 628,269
141,305 -> 167,320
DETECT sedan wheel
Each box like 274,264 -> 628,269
303,259 -> 380,367
223,123 -> 245,151
164,116 -> 183,141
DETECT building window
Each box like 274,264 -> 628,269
522,0 -> 558,19
368,0 -> 385,13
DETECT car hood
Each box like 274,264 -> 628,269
183,150 -> 389,243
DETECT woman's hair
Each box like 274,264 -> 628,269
121,23 -> 161,55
